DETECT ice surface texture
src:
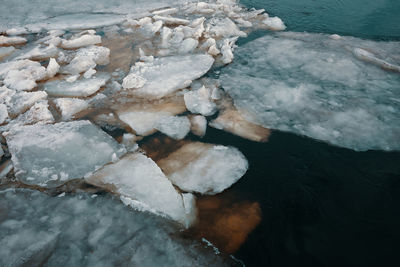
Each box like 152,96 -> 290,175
86,153 -> 195,226
5,120 -> 125,188
220,32 -> 400,151
0,0 -> 193,33
158,142 -> 248,195
127,54 -> 215,99
0,188 -> 231,266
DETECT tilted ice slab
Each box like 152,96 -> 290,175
158,142 -> 248,195
86,153 -> 196,227
0,188 -> 232,266
220,32 -> 400,151
4,120 -> 125,188
127,54 -> 214,99
44,73 -> 110,97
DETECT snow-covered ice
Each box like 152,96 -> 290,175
220,32 -> 400,151
126,54 -> 214,99
86,153 -> 196,226
158,142 -> 248,195
5,120 -> 125,188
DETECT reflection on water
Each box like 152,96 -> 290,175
241,0 -> 400,39
188,193 -> 261,254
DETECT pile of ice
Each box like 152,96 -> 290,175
0,188 -> 234,266
0,0 -> 281,231
220,32 -> 400,151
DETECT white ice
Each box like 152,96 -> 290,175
4,120 -> 125,187
54,98 -> 89,121
220,32 -> 400,151
190,115 -> 207,137
155,115 -> 191,140
44,73 -> 110,97
86,153 -> 196,227
158,142 -> 248,195
184,85 -> 217,116
0,188 -> 230,266
0,60 -> 47,91
126,54 -> 214,99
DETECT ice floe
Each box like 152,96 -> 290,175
190,115 -> 207,137
54,98 -> 89,121
0,60 -> 47,91
86,153 -> 196,226
4,120 -> 125,187
44,73 -> 110,97
220,32 -> 400,151
155,115 -> 191,140
184,85 -> 217,116
158,142 -> 248,195
125,54 -> 214,99
0,188 -> 232,266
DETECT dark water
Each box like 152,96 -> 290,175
241,0 -> 400,40
209,1 -> 400,266
201,128 -> 400,267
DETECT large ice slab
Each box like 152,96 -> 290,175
4,120 -> 125,188
44,73 -> 110,97
0,188 -> 232,266
86,153 -> 196,226
220,32 -> 400,151
126,54 -> 214,99
157,142 -> 248,195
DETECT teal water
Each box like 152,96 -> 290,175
241,0 -> 400,40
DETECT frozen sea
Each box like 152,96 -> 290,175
0,0 -> 399,266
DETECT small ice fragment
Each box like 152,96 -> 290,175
184,86 -> 217,116
54,98 -> 89,121
61,34 -> 101,49
190,115 -> 207,137
0,35 -> 27,46
46,58 -> 60,78
262,16 -> 286,31
122,73 -> 146,89
155,116 -> 191,140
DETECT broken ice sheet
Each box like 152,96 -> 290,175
4,120 -> 125,188
210,98 -> 270,142
157,142 -> 249,195
53,98 -> 89,121
44,73 -> 110,97
220,32 -> 400,151
86,153 -> 196,227
115,96 -> 187,136
125,54 -> 214,99
0,188 -> 233,266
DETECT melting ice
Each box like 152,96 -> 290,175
220,32 -> 400,151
